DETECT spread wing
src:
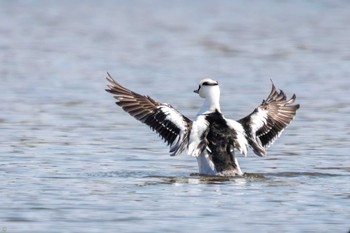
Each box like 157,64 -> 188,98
105,73 -> 192,156
238,81 -> 300,156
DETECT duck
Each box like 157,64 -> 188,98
105,73 -> 300,176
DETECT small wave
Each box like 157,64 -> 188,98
264,171 -> 342,178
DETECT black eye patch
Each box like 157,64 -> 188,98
202,81 -> 218,86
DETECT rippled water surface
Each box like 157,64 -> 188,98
1,0 -> 350,232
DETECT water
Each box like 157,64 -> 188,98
1,0 -> 350,232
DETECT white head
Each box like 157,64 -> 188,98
193,78 -> 220,98
194,78 -> 221,114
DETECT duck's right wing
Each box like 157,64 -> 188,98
238,81 -> 300,156
105,73 -> 192,156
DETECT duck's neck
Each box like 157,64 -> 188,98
198,88 -> 221,115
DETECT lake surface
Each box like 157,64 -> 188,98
1,0 -> 350,232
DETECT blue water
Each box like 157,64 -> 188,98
1,0 -> 350,232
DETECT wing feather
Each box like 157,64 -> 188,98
105,73 -> 192,156
238,81 -> 300,156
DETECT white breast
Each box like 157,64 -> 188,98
196,150 -> 217,175
187,115 -> 208,157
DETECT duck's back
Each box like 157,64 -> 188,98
205,111 -> 241,174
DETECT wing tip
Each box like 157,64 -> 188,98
105,72 -> 114,82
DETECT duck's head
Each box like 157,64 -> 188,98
193,78 -> 219,99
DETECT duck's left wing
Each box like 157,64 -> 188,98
105,73 -> 192,156
238,81 -> 300,156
